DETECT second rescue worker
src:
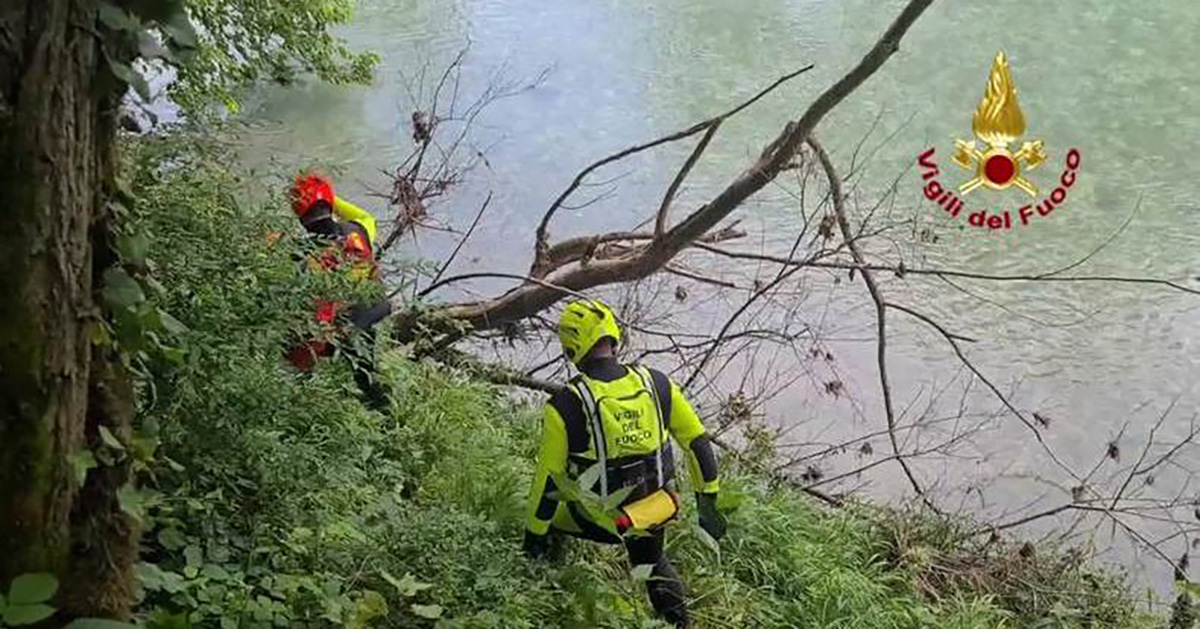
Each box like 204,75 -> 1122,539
523,299 -> 727,628
285,174 -> 393,410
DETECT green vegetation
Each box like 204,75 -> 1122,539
177,0 -> 378,112
103,0 -> 376,114
0,1 -> 1182,624
106,132 -> 1159,628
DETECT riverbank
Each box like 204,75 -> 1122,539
121,132 -> 1161,628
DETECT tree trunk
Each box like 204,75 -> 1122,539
0,0 -> 136,618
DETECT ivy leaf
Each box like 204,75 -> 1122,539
106,59 -> 151,101
72,450 -> 98,486
379,568 -> 403,592
201,564 -> 230,581
117,484 -> 146,523
160,11 -> 198,49
134,562 -> 181,594
97,3 -> 140,32
8,573 -> 58,604
129,433 -> 159,464
3,603 -> 56,626
102,268 -> 144,309
136,562 -> 166,591
160,346 -> 187,366
156,527 -> 187,551
183,544 -> 203,567
142,275 -> 167,297
347,590 -> 387,629
380,570 -> 431,598
98,425 -> 125,452
158,570 -> 184,594
158,310 -> 188,336
410,604 -> 443,619
116,232 -> 150,266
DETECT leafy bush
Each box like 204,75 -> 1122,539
173,0 -> 378,113
121,132 -> 1159,628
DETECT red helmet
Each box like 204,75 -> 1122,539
291,174 -> 335,217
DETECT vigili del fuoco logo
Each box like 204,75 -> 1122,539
917,51 -> 1081,231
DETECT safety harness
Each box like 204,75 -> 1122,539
566,365 -> 680,530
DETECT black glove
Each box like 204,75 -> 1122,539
523,530 -> 550,561
696,492 -> 727,541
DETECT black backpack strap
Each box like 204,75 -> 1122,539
549,380 -> 590,454
645,366 -> 673,425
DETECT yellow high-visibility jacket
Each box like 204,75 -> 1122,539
305,196 -> 379,282
333,196 -> 377,246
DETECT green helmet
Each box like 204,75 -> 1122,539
558,299 -> 622,364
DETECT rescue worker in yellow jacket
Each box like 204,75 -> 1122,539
523,299 -> 726,628
285,174 -> 392,410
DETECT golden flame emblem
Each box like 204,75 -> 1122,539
952,51 -> 1046,196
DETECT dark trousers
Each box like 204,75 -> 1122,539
624,531 -> 689,627
345,301 -> 393,410
558,505 -> 689,627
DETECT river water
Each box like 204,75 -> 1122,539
234,0 -> 1200,595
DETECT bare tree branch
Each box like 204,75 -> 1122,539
692,245 -> 1200,297
655,121 -> 722,238
427,192 -> 493,288
400,0 -> 935,335
809,134 -> 931,506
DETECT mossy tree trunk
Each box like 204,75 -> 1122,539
0,0 -> 137,619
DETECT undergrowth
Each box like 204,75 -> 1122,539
119,130 -> 1160,628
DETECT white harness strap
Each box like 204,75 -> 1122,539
573,367 -> 670,500
572,377 -> 608,499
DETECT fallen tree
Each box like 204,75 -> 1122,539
392,0 -> 937,335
